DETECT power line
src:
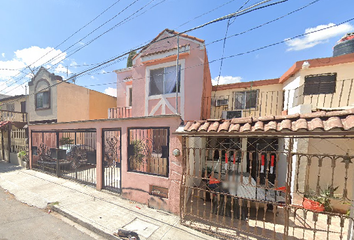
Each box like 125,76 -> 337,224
0,0 -> 124,87
0,0 -> 293,105
1,0 -> 162,95
41,0 -> 322,80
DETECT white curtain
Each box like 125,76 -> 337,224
164,66 -> 177,94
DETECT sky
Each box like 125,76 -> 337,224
0,0 -> 353,97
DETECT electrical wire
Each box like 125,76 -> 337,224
0,0 -> 300,106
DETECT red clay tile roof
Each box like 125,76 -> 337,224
279,52 -> 354,83
0,121 -> 10,129
133,29 -> 204,60
181,109 -> 354,135
212,78 -> 280,91
141,44 -> 189,58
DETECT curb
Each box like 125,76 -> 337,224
49,205 -> 121,240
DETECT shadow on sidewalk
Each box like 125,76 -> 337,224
0,160 -> 23,173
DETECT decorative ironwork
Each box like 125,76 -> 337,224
103,129 -> 121,192
128,128 -> 169,177
181,136 -> 354,240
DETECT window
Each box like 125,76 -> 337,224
234,90 -> 258,109
128,87 -> 132,107
36,91 -> 50,109
20,101 -> 26,113
128,127 -> 169,177
304,73 -> 336,95
5,103 -> 14,111
149,65 -> 180,96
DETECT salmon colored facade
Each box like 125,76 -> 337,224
29,115 -> 183,213
114,29 -> 212,121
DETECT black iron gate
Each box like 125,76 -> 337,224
31,130 -> 97,185
102,129 -> 121,192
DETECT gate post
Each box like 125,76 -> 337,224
96,127 -> 103,190
284,137 -> 294,240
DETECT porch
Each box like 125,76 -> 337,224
178,109 -> 354,239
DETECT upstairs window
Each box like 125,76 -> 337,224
304,73 -> 336,95
149,65 -> 180,96
5,103 -> 14,111
36,91 -> 50,110
234,90 -> 258,109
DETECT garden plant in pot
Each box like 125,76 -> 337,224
17,150 -> 28,168
303,186 -> 339,212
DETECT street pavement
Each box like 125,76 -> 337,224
0,161 -> 216,240
0,186 -> 97,240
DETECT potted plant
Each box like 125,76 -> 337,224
17,150 -> 28,168
129,140 -> 145,170
303,186 -> 338,212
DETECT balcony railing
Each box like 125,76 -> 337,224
0,110 -> 27,122
108,107 -> 132,119
285,78 -> 354,110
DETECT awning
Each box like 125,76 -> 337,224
0,121 -> 11,129
178,109 -> 354,136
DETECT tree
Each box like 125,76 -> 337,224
126,50 -> 136,68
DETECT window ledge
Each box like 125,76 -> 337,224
35,107 -> 51,111
148,93 -> 181,100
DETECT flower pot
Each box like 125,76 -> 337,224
303,198 -> 325,212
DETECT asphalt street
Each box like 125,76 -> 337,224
0,187 -> 96,240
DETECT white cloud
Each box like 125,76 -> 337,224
1,53 -> 4,58
286,23 -> 354,51
212,76 -> 242,86
54,64 -> 72,75
90,76 -> 96,80
78,42 -> 85,46
104,87 -> 117,97
0,81 -> 27,96
0,46 -> 69,95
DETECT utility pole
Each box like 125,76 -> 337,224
175,34 -> 180,115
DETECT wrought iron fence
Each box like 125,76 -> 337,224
31,130 -> 97,185
181,136 -> 354,240
128,127 -> 169,177
103,129 -> 121,192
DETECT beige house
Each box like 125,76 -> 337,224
0,95 -> 27,122
281,52 -> 354,115
28,67 -> 117,124
211,78 -> 283,119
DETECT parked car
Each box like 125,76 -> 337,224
59,144 -> 96,168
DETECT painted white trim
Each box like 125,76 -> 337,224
150,99 -> 163,116
126,85 -> 132,107
145,59 -> 185,118
164,97 -> 175,114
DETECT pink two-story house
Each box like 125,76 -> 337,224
112,28 -> 212,121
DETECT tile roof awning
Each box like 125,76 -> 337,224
178,109 -> 354,136
0,121 -> 11,129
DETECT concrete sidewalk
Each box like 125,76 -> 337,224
0,161 -> 216,240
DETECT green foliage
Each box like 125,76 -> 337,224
305,185 -> 339,211
130,140 -> 145,165
59,137 -> 74,145
126,50 -> 136,68
18,150 -> 27,159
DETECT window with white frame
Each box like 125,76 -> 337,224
149,65 -> 181,96
126,85 -> 132,107
36,91 -> 50,110
234,90 -> 258,110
